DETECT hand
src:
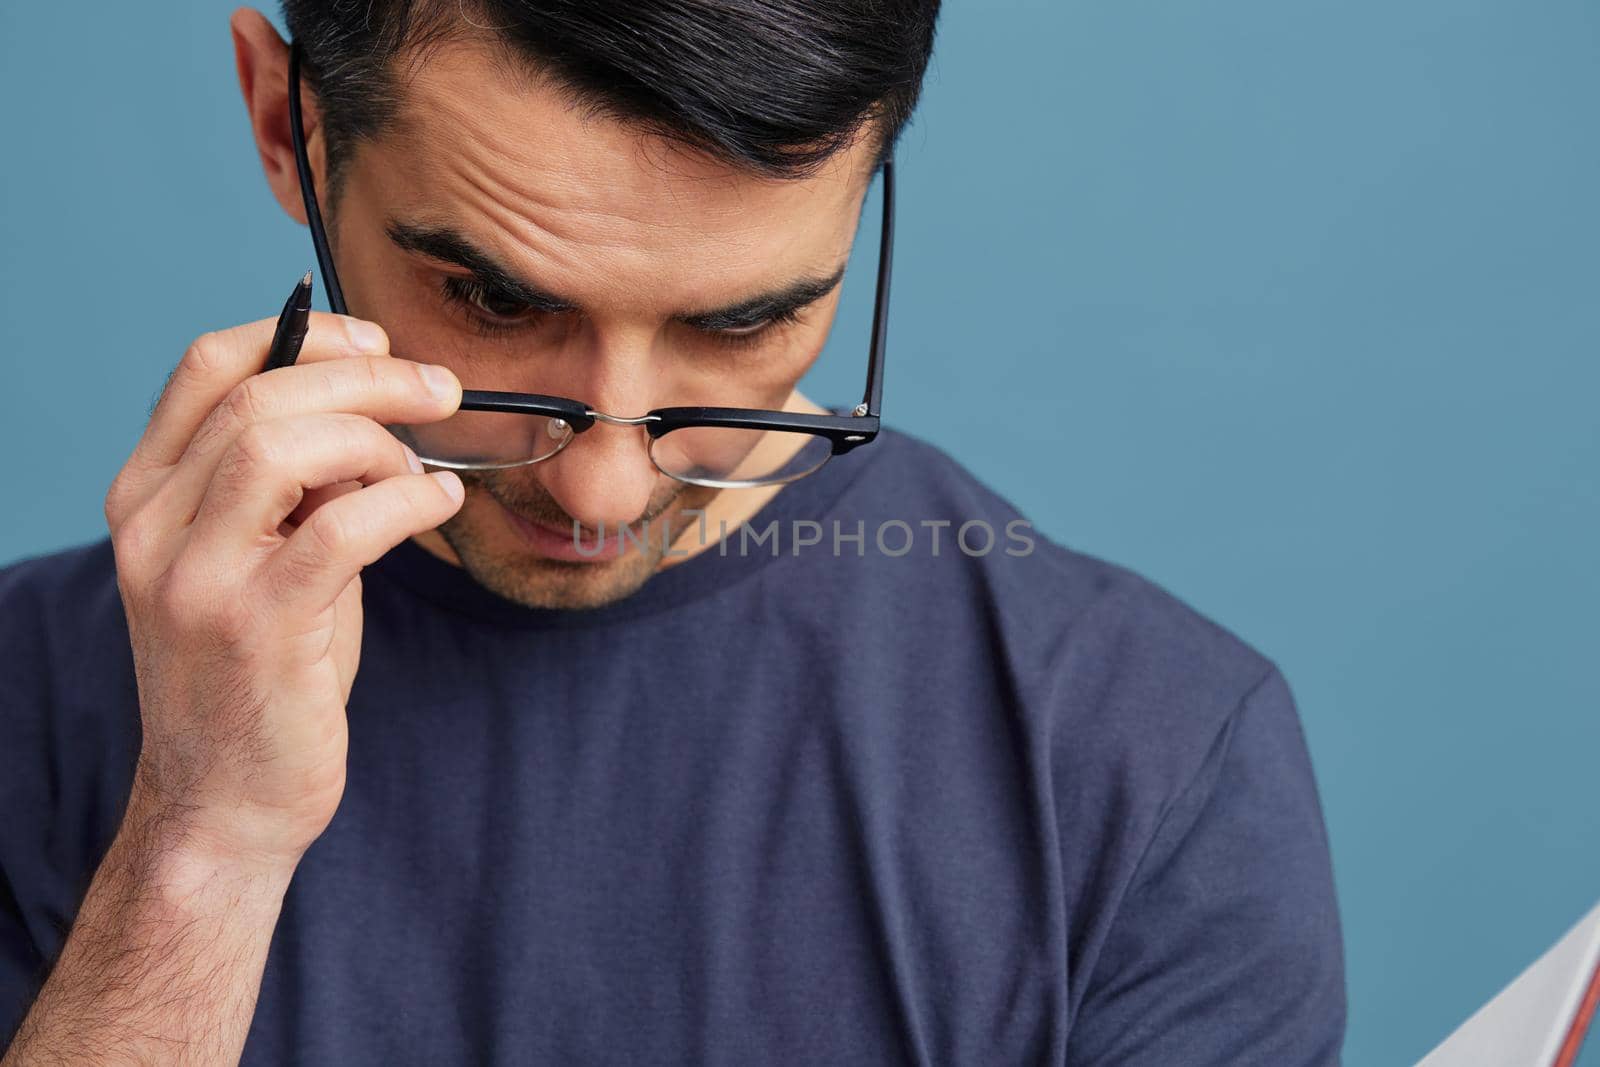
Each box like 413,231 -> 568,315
103,312 -> 463,868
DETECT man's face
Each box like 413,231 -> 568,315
318,37 -> 877,609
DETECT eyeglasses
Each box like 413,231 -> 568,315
286,43 -> 893,489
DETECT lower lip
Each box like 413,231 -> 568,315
501,503 -> 633,563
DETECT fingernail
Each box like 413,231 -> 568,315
419,363 -> 457,399
403,445 -> 423,474
432,470 -> 464,502
345,318 -> 387,353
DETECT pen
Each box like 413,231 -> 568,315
263,270 -> 314,371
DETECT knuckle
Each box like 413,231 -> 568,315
111,508 -> 157,572
315,358 -> 383,403
186,414 -> 227,461
338,413 -> 399,464
307,363 -> 342,403
210,598 -> 257,642
360,356 -> 388,395
268,539 -> 321,595
180,332 -> 227,376
329,408 -> 372,439
104,471 -> 137,530
155,556 -> 227,631
359,356 -> 416,404
305,507 -> 357,559
223,377 -> 270,429
208,434 -> 304,529
231,421 -> 288,473
362,356 -> 408,407
188,379 -> 266,459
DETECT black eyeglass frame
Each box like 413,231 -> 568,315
285,42 -> 892,468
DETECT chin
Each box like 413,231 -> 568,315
443,520 -> 665,611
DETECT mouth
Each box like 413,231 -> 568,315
497,499 -> 640,563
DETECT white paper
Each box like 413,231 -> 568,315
1417,898 -> 1600,1067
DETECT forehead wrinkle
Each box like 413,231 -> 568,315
412,172 -> 713,323
409,109 -> 857,273
446,164 -> 700,319
401,125 -> 669,310
419,107 -> 720,266
406,53 -> 802,243
430,145 -> 813,317
400,43 -> 710,232
383,37 -> 869,313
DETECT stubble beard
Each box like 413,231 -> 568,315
430,468 -> 717,610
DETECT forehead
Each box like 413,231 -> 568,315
352,36 -> 875,305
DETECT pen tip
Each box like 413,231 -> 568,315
301,269 -> 314,287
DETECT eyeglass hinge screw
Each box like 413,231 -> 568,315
852,404 -> 869,417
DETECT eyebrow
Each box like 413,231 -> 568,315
385,221 -> 846,329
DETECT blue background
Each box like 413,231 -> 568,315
2,3 -> 1596,1062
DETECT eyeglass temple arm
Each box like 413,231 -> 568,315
287,43 -> 350,319
861,158 -> 895,419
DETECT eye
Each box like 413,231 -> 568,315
701,306 -> 805,348
438,275 -> 550,339
441,276 -> 540,325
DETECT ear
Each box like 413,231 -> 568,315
231,6 -> 324,227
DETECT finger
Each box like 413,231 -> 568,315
282,480 -> 365,532
260,469 -> 464,616
111,313 -> 390,520
188,413 -> 427,557
144,354 -> 459,545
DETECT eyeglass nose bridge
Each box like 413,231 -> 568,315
583,410 -> 662,428
572,409 -> 691,486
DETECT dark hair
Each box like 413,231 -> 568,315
280,0 -> 940,194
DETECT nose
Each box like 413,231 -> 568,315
533,341 -> 665,529
536,415 -> 663,530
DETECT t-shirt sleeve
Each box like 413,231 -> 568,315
0,542 -> 139,1050
0,877 -> 46,1049
1065,668 -> 1347,1066
0,560 -> 51,1047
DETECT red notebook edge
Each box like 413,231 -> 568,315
1554,954 -> 1600,1067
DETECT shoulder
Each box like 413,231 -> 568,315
850,431 -> 1343,1042
842,425 -> 1276,690
838,426 -> 1286,787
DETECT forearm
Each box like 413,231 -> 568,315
3,796 -> 296,1066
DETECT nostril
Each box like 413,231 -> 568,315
540,449 -> 664,532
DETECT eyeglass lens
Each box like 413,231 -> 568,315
385,408 -> 832,487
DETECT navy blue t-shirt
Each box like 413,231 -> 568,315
0,426 -> 1345,1064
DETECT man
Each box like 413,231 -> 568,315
0,2 -> 1345,1063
